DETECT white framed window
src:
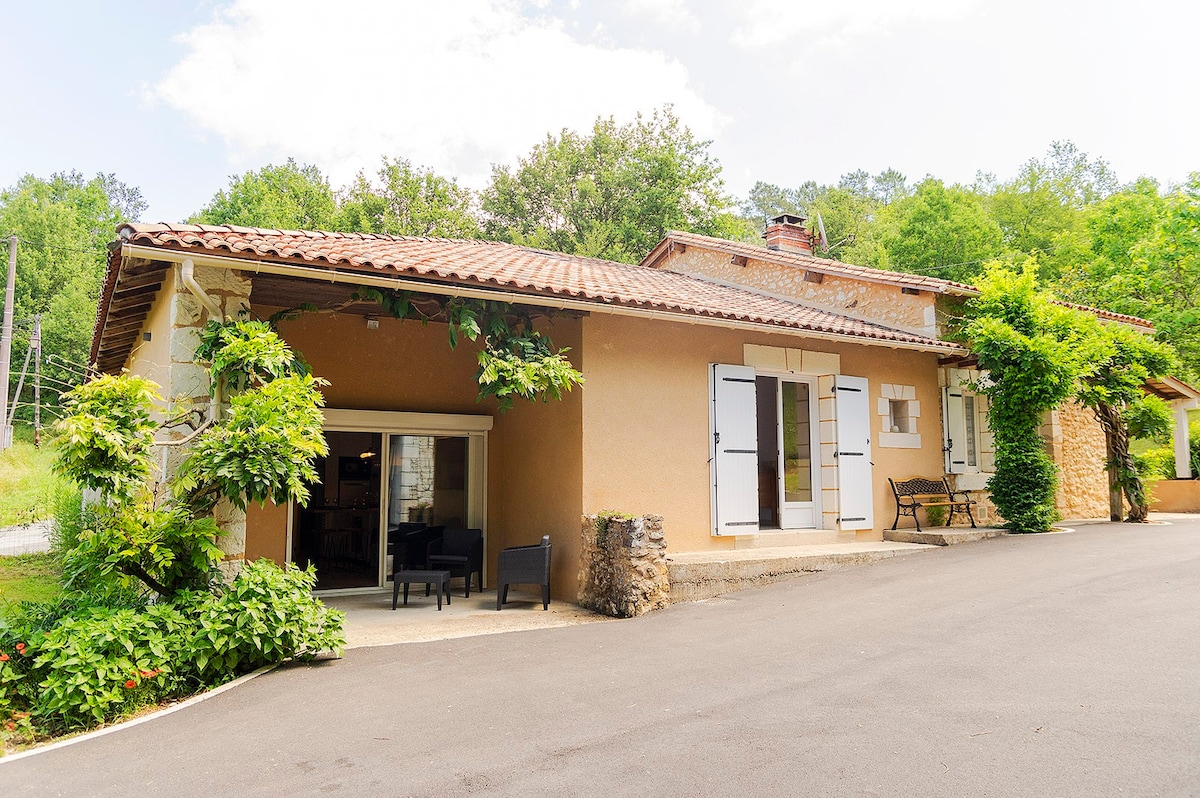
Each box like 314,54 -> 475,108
944,387 -> 985,474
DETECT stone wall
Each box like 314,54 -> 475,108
1046,401 -> 1110,519
578,514 -> 670,617
160,263 -> 254,581
660,247 -> 939,338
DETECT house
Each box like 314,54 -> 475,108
90,215 -> 1196,599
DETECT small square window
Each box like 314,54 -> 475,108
888,399 -> 913,433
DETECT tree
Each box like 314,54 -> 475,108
876,179 -> 1004,283
1073,321 -> 1175,522
192,159 -> 337,230
335,157 -> 480,238
1057,175 -> 1200,379
481,107 -> 746,264
959,264 -> 1092,533
0,171 -> 146,410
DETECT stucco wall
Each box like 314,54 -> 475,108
579,313 -> 946,553
658,248 -> 938,337
1048,401 -> 1110,519
122,267 -> 174,389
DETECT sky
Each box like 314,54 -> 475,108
2,0 -> 1197,224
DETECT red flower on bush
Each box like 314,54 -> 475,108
139,669 -> 154,677
4,722 -> 14,732
124,679 -> 137,689
0,653 -> 8,662
14,642 -> 25,652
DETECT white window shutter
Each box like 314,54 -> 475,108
710,364 -> 759,536
943,387 -> 967,474
834,375 -> 874,531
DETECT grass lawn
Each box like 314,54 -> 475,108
0,427 -> 62,528
0,553 -> 61,605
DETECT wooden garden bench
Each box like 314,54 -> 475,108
888,476 -> 977,532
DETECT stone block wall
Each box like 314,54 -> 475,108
1045,401 -> 1109,519
578,514 -> 670,618
160,263 -> 254,581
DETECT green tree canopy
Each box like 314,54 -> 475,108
0,171 -> 146,408
875,179 -> 1004,282
191,158 -> 337,230
481,107 -> 749,263
335,157 -> 479,238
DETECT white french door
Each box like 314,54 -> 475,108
777,378 -> 820,529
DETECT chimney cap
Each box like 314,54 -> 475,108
768,212 -> 806,226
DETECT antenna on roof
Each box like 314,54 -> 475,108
815,212 -> 855,254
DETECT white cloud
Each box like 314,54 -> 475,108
731,0 -> 979,50
153,0 -> 722,188
622,0 -> 700,31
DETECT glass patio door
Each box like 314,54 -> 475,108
778,379 -> 819,529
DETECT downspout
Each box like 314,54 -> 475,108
180,258 -> 226,427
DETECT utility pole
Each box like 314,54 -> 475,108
33,315 -> 41,447
0,235 -> 16,451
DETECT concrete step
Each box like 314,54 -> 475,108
883,526 -> 1007,546
666,541 -> 934,603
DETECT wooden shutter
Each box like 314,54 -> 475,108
710,364 -> 759,536
943,387 -> 967,474
834,375 -> 874,531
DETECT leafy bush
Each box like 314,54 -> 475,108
0,560 -> 343,738
52,375 -> 160,502
1135,447 -> 1177,480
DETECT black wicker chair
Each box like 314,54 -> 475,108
496,535 -> 551,611
426,528 -> 483,598
393,525 -> 442,576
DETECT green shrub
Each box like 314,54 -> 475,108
1135,447 -> 1177,480
187,560 -> 345,678
0,560 -> 343,738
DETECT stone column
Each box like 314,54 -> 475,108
162,263 -> 254,582
578,514 -> 669,617
1173,400 -> 1195,479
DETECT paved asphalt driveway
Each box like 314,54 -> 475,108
6,518 -> 1199,797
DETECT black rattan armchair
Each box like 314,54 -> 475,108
426,528 -> 483,597
496,535 -> 551,611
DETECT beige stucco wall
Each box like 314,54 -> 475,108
1148,479 -> 1200,512
122,267 -> 174,388
252,305 -> 585,599
658,248 -> 939,337
1047,401 -> 1109,519
579,313 -> 947,553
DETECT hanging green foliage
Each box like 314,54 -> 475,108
959,263 -> 1092,532
52,375 -> 161,503
352,288 -> 584,411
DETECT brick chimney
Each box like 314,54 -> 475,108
763,213 -> 813,254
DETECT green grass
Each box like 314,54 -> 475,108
0,427 -> 62,528
0,553 -> 61,605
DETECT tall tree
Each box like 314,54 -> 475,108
0,171 -> 146,408
1057,175 -> 1200,379
335,158 -> 479,238
192,159 -> 336,230
482,107 -> 748,263
1073,320 -> 1175,522
875,179 -> 1004,283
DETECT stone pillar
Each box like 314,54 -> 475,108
578,514 -> 669,618
1173,400 -> 1195,479
162,263 -> 254,580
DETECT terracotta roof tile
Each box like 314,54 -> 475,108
109,223 -> 965,354
645,230 -> 981,295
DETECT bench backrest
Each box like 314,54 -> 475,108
889,476 -> 950,498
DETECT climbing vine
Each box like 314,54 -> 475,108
958,264 -> 1091,533
352,288 -> 584,411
